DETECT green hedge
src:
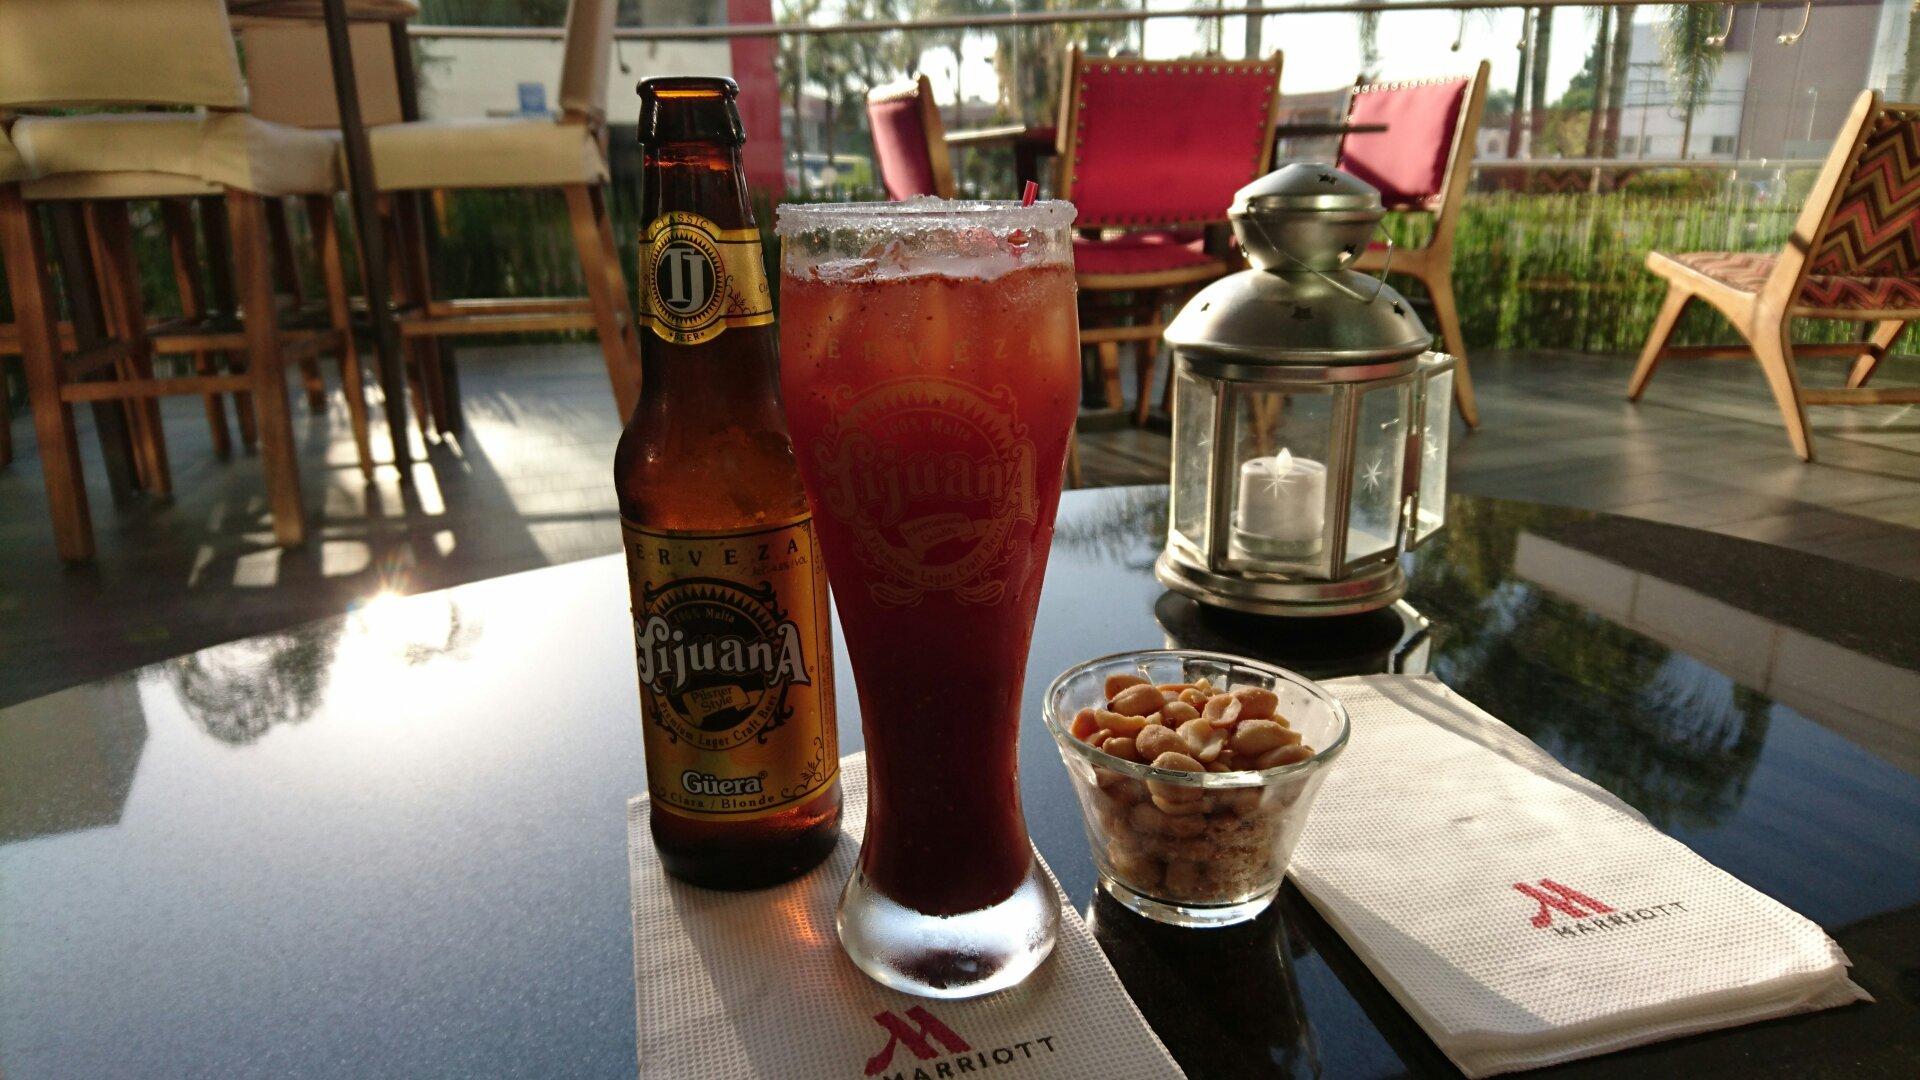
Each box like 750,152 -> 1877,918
14,186 -> 1903,364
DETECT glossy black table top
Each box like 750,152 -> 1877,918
4,488 -> 1917,1079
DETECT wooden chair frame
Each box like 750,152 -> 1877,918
1629,90 -> 1920,462
1054,46 -> 1283,427
1345,60 -> 1490,429
376,0 -> 640,432
866,74 -> 956,199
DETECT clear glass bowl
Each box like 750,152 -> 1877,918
1043,649 -> 1350,927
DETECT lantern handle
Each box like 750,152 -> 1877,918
1246,218 -> 1396,306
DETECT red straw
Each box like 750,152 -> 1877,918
1021,180 -> 1038,206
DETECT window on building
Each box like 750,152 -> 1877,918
1619,136 -> 1637,154
1710,135 -> 1736,155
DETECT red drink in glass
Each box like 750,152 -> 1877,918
776,200 -> 1078,997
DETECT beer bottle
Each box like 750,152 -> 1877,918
617,76 -> 841,888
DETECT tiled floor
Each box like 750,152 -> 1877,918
3,344 -> 1917,707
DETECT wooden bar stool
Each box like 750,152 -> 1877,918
0,0 -> 373,559
358,0 -> 641,428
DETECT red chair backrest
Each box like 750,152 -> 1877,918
867,77 -> 945,199
1337,76 -> 1470,211
1060,53 -> 1282,228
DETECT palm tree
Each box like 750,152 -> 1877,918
1507,7 -> 1533,158
1660,3 -> 1722,159
1603,5 -> 1635,156
1529,7 -> 1554,151
1585,8 -> 1611,155
1352,1 -> 1382,79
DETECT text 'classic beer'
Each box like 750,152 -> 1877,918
617,77 -> 841,888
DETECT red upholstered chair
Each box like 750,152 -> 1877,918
1056,47 -> 1283,425
867,75 -> 955,199
1629,91 -> 1920,461
1339,61 -> 1488,427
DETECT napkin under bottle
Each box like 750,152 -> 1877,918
1293,675 -> 1869,1077
628,751 -> 1184,1079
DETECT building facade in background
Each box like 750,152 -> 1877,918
1618,0 -> 1911,161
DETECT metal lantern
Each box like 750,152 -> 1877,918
1155,162 -> 1457,617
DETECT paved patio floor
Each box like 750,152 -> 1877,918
3,344 -> 1917,707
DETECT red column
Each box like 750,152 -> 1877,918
727,0 -> 785,197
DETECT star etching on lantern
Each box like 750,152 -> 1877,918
1361,457 -> 1387,492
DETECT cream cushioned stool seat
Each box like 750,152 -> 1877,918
13,113 -> 339,199
368,118 -> 608,192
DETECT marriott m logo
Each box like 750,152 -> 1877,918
1514,879 -> 1615,928
864,1007 -> 972,1076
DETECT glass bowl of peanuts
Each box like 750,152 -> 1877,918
1044,649 -> 1350,927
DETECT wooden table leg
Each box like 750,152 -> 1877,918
322,0 -> 411,473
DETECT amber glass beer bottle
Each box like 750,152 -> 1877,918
616,76 -> 840,889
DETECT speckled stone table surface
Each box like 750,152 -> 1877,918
3,487 -> 1916,1078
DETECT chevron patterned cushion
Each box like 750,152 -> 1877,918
1672,250 -> 1920,311
1808,106 -> 1920,278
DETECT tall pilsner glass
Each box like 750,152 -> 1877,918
775,200 -> 1079,997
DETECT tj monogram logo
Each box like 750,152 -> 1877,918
1513,879 -> 1615,928
864,1008 -> 972,1076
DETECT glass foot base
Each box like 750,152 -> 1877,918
1099,875 -> 1278,928
837,857 -> 1060,999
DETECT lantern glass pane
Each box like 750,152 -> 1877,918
1415,368 -> 1453,544
1226,387 -> 1335,576
1346,382 -> 1410,565
1170,369 -> 1215,555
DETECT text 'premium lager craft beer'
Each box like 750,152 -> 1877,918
617,77 -> 841,889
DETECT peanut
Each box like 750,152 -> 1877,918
1203,692 -> 1243,727
1104,673 -> 1149,699
1219,786 -> 1263,815
1096,709 -> 1148,736
1164,859 -> 1209,899
1161,700 -> 1201,724
1070,707 -> 1099,740
1107,841 -> 1162,889
1231,686 -> 1279,719
1108,683 -> 1166,717
1175,717 -> 1213,756
1148,749 -> 1204,774
1145,751 -> 1205,804
1128,800 -> 1172,835
1196,729 -> 1229,763
1102,736 -> 1140,762
1230,719 -> 1301,757
1135,724 -> 1189,761
1152,792 -> 1207,815
1178,687 -> 1210,707
1155,682 -> 1194,694
1254,743 -> 1315,769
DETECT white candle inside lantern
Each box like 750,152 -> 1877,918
1231,449 -> 1326,562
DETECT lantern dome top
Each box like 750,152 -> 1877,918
1166,162 -> 1432,368
1232,160 -> 1380,216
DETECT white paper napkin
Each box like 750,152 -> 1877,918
628,751 -> 1184,1080
1294,674 -> 1870,1077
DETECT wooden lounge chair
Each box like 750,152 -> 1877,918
1629,90 -> 1920,461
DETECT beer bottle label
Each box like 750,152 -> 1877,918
637,211 -> 774,346
622,514 -> 838,820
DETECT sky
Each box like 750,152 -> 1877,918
914,3 -> 1654,109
